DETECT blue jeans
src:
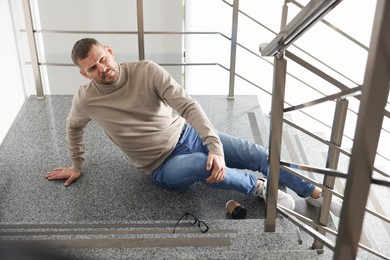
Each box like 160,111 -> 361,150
150,124 -> 315,197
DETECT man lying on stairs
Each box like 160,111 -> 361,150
46,38 -> 341,216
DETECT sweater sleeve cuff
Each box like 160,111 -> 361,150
208,143 -> 224,156
70,159 -> 84,172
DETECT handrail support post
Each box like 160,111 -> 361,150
22,0 -> 44,98
228,0 -> 239,100
312,98 -> 348,250
136,0 -> 145,60
265,51 -> 287,232
335,0 -> 390,258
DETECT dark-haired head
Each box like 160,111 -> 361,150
71,38 -> 101,66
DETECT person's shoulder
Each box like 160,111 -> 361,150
123,60 -> 162,74
133,60 -> 160,68
136,60 -> 156,65
78,81 -> 94,93
73,81 -> 95,102
120,60 -> 154,71
121,60 -> 154,66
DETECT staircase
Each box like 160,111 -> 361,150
0,95 -> 332,259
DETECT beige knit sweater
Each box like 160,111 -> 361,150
67,60 -> 223,174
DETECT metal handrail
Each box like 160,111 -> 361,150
235,2 -> 361,89
371,178 -> 390,187
29,29 -> 222,35
220,2 -> 390,152
285,50 -> 351,92
280,164 -> 345,200
229,1 -> 390,155
289,0 -> 390,111
191,49 -> 390,179
283,118 -> 350,156
260,0 -> 342,56
283,86 -> 362,113
30,62 -> 223,67
285,50 -> 390,119
278,206 -> 390,260
260,0 -> 390,258
281,164 -> 390,229
280,206 -> 337,236
281,161 -> 347,179
283,117 -> 390,179
290,0 -> 368,51
277,206 -> 336,250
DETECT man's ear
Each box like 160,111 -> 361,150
104,45 -> 115,57
79,69 -> 90,79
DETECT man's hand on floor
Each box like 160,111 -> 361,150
45,168 -> 81,187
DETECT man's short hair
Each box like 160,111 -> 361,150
71,38 -> 101,66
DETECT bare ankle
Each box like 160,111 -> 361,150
310,187 -> 322,199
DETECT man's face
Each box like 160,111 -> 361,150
78,44 -> 120,85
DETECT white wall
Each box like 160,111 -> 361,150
34,0 -> 183,95
0,0 -> 27,144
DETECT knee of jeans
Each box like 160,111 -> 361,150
172,152 -> 212,182
189,153 -> 212,180
161,152 -> 211,185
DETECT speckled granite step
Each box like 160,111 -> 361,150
61,249 -> 320,260
0,95 -> 326,259
0,219 -> 320,259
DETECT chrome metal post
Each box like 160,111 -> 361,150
335,0 -> 390,258
313,98 -> 348,251
228,0 -> 239,100
280,0 -> 289,30
137,0 -> 145,60
22,0 -> 44,98
265,52 -> 287,232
